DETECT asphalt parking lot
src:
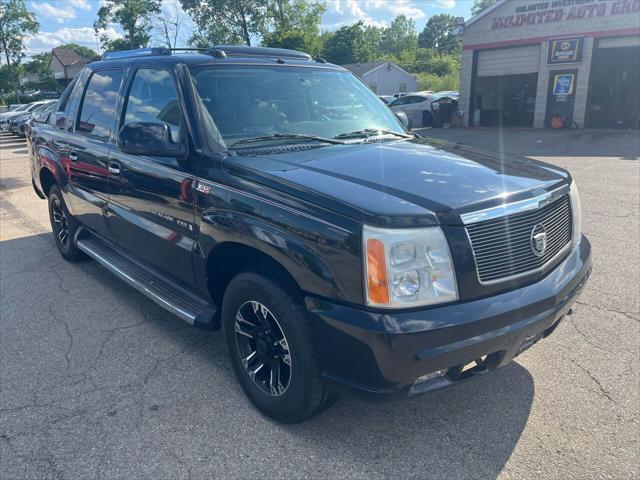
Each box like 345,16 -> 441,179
1,128 -> 638,479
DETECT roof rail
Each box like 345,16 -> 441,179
101,47 -> 171,61
206,45 -> 312,61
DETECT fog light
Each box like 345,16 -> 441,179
414,369 -> 447,385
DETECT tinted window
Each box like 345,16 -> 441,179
55,78 -> 77,113
389,97 -> 407,107
76,69 -> 124,140
191,66 -> 404,144
123,68 -> 181,142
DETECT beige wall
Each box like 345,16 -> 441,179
460,0 -> 640,127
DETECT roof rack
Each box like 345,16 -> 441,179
100,45 -> 316,62
207,45 -> 312,60
101,47 -> 171,61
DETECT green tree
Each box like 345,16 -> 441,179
181,0 -> 268,46
418,14 -> 459,53
95,0 -> 161,51
262,1 -> 325,55
471,0 -> 498,16
322,21 -> 382,65
381,15 -> 417,59
0,0 -> 38,102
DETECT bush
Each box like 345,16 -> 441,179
416,72 -> 459,92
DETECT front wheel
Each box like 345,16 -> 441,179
222,272 -> 333,423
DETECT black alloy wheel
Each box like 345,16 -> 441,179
47,184 -> 85,262
51,197 -> 70,247
222,272 -> 334,423
234,300 -> 292,396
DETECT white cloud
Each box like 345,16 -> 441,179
65,0 -> 92,11
432,0 -> 456,9
26,26 -> 121,53
30,2 -> 76,23
325,0 -> 426,29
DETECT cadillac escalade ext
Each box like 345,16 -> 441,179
29,46 -> 591,423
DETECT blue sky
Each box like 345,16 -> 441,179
25,0 -> 475,56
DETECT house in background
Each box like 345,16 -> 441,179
49,48 -> 92,86
342,61 -> 418,95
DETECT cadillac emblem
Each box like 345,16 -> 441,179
530,224 -> 548,257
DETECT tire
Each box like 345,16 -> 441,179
422,110 -> 434,127
222,271 -> 332,423
48,184 -> 85,262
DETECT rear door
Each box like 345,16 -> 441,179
63,68 -> 125,240
106,65 -> 198,286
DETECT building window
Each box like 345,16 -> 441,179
368,83 -> 377,93
399,82 -> 407,93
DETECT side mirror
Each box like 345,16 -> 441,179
118,122 -> 184,157
32,111 -> 49,123
395,111 -> 410,131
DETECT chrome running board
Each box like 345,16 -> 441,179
76,232 -> 217,328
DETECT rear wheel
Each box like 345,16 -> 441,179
222,271 -> 332,423
48,185 -> 85,262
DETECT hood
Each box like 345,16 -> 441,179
0,110 -> 29,121
224,137 -> 569,226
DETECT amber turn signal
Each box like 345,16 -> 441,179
366,238 -> 389,305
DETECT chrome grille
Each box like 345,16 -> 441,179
466,195 -> 572,283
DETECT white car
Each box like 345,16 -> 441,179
0,101 -> 48,131
388,93 -> 440,128
389,93 -> 459,128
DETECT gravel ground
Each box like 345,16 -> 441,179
1,129 -> 638,479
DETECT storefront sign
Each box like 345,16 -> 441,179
492,0 -> 640,30
548,37 -> 583,63
552,74 -> 575,95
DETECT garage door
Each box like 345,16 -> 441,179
477,45 -> 541,77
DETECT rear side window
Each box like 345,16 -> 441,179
76,69 -> 124,140
123,68 -> 181,143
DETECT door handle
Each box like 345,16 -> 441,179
108,162 -> 121,175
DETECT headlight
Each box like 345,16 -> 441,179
569,180 -> 582,250
363,225 -> 458,308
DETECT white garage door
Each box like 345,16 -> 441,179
599,36 -> 640,48
477,44 -> 541,77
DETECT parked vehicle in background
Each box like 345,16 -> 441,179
437,91 -> 459,98
29,46 -> 590,424
0,102 -> 48,132
0,104 -> 31,129
378,95 -> 395,105
389,93 -> 459,128
9,100 -> 57,137
392,92 -> 409,98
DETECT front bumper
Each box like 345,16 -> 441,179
305,235 -> 591,400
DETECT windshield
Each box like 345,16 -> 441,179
190,65 -> 405,148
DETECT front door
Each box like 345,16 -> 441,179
64,68 -> 125,240
106,66 -> 198,286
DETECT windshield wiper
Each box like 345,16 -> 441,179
334,129 -> 413,140
228,133 -> 346,149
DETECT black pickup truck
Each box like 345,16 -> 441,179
29,46 -> 591,423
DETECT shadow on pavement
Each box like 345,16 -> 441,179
1,214 -> 534,479
417,127 -> 640,159
284,362 -> 533,478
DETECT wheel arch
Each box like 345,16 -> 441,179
205,241 -> 302,308
39,167 -> 58,197
198,212 -> 347,307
